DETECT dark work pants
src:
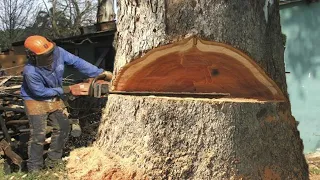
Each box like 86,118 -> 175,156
27,110 -> 70,171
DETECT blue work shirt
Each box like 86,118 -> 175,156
21,46 -> 104,100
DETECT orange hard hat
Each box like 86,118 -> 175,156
24,35 -> 55,55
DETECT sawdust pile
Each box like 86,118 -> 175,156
66,147 -> 147,180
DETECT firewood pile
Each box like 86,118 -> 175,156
0,76 -> 27,170
0,76 -> 27,141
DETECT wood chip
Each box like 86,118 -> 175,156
21,174 -> 27,178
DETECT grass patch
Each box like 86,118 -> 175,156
310,167 -> 320,175
0,160 -> 68,180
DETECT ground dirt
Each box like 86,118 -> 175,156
66,147 -> 147,180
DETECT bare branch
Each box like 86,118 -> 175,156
0,0 -> 39,49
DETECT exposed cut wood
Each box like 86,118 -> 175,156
0,77 -> 11,87
112,37 -> 286,101
0,85 -> 21,90
108,95 -> 277,103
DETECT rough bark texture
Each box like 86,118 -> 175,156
95,0 -> 308,179
97,95 -> 307,179
114,0 -> 287,93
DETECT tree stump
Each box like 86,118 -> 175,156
95,0 -> 308,179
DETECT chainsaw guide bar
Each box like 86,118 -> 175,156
109,91 -> 230,98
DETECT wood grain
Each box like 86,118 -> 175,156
112,37 -> 286,101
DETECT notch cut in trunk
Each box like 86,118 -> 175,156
112,37 -> 286,101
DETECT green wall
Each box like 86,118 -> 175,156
280,2 -> 320,153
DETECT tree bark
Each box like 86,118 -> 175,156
97,0 -> 115,23
95,0 -> 308,179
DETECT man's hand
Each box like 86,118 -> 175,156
69,83 -> 90,96
100,71 -> 113,81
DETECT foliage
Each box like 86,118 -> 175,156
36,0 -> 98,38
0,0 -> 99,50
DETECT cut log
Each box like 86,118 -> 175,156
0,77 -> 11,87
0,139 -> 23,169
0,85 -> 21,90
112,37 -> 285,101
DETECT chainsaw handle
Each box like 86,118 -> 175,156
88,74 -> 107,97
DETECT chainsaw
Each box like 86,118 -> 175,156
88,74 -> 110,98
67,74 -> 110,98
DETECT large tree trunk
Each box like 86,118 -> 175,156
95,0 -> 308,179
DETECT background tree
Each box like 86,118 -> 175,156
37,0 -> 98,38
93,0 -> 309,179
0,0 -> 38,49
30,7 -> 71,38
97,0 -> 115,23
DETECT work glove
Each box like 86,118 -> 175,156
99,71 -> 113,81
63,83 -> 90,96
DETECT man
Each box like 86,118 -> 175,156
21,35 -> 112,172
